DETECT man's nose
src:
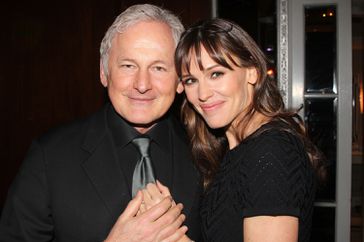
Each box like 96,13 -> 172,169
134,69 -> 152,93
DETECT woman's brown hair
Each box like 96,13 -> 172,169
175,18 -> 326,188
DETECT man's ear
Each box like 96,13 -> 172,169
100,61 -> 108,87
247,67 -> 258,85
176,81 -> 184,94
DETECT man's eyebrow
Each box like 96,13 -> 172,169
116,57 -> 135,62
151,59 -> 171,65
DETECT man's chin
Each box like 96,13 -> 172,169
124,117 -> 160,133
132,121 -> 158,134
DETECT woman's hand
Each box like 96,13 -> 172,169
137,181 -> 190,242
140,180 -> 175,213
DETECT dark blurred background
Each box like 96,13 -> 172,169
0,0 -> 213,211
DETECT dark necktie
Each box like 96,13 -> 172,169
131,137 -> 156,197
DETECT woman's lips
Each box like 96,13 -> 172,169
200,101 -> 224,112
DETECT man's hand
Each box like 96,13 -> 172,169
104,190 -> 187,242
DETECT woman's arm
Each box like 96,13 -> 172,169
243,215 -> 298,242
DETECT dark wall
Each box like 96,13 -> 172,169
0,0 -> 211,211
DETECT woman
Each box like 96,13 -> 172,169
142,18 -> 326,242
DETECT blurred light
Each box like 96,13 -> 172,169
322,13 -> 326,17
266,47 -> 273,52
329,12 -> 334,17
360,80 -> 363,113
267,69 -> 274,77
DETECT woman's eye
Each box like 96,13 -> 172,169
182,78 -> 196,86
211,71 -> 223,79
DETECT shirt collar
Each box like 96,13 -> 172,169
107,105 -> 140,147
147,118 -> 170,153
107,105 -> 171,152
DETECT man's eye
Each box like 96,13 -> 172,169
211,72 -> 223,79
153,66 -> 167,72
120,64 -> 135,69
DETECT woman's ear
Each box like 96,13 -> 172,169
176,81 -> 184,94
247,67 -> 258,85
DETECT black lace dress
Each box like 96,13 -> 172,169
200,121 -> 316,242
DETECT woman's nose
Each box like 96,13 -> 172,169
198,81 -> 213,102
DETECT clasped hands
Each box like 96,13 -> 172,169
104,181 -> 191,242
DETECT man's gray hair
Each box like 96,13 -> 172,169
100,4 -> 185,77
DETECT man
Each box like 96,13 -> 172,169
0,4 -> 201,242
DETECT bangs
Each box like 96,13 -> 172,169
175,18 -> 266,81
176,31 -> 239,78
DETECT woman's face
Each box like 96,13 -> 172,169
179,46 -> 257,130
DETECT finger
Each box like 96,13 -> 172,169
156,180 -> 171,197
139,202 -> 147,213
156,180 -> 176,206
141,196 -> 173,222
156,214 -> 186,241
144,183 -> 165,209
153,203 -> 183,230
119,190 -> 143,221
142,187 -> 152,201
142,189 -> 154,210
161,226 -> 189,242
146,183 -> 164,202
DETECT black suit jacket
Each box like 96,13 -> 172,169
0,104 -> 202,242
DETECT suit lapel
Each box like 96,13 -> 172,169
81,105 -> 130,219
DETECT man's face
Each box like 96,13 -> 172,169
100,21 -> 182,133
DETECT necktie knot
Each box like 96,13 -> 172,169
132,137 -> 150,157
